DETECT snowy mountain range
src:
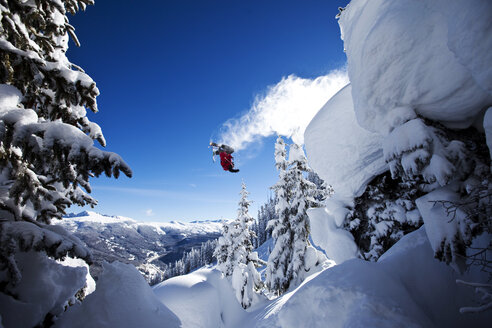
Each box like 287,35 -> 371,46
55,211 -> 225,284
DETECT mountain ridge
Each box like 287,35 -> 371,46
55,211 -> 226,284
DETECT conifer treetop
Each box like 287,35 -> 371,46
274,136 -> 287,171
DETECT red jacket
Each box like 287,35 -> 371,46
220,152 -> 233,171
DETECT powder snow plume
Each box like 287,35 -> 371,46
218,69 -> 349,151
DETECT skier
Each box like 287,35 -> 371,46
210,142 -> 240,173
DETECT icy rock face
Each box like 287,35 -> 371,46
338,0 -> 492,134
304,84 -> 386,200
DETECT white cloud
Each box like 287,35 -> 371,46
218,69 -> 349,151
145,209 -> 154,216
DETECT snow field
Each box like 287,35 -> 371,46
150,228 -> 491,327
54,262 -> 180,328
153,268 -> 247,328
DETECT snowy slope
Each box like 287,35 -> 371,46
152,228 -> 490,327
253,228 -> 489,328
55,211 -> 225,283
153,267 -> 248,328
63,211 -> 136,224
55,262 -> 180,328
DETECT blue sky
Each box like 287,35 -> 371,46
67,0 -> 349,222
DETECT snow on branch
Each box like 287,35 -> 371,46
456,279 -> 492,314
0,220 -> 91,285
0,102 -> 131,223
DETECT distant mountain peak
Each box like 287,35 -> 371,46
63,211 -> 135,223
64,210 -> 92,218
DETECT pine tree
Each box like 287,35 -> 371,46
265,195 -> 276,240
200,239 -> 217,266
251,219 -> 258,248
215,222 -> 235,276
257,208 -> 264,247
286,144 -> 325,288
256,195 -> 276,247
230,181 -> 263,309
265,136 -> 292,295
307,171 -> 334,202
344,172 -> 424,261
215,182 -> 263,308
265,139 -> 326,295
0,1 -> 131,322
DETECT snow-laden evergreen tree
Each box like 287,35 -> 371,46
338,120 -> 491,264
265,136 -> 292,295
344,172 -> 424,261
251,219 -> 259,248
166,238 -> 218,279
200,239 -> 217,266
0,1 -> 131,325
285,144 -> 326,289
382,119 -> 491,268
214,221 -> 235,276
256,195 -> 276,247
230,182 -> 263,308
266,139 -> 327,295
307,171 -> 334,202
256,208 -> 264,248
257,208 -> 265,248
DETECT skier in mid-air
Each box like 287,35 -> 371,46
210,142 -> 240,173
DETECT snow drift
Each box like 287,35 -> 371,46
150,229 -> 490,327
304,84 -> 386,200
55,262 -> 180,328
259,229 -> 490,327
0,252 -> 89,328
338,0 -> 492,133
304,84 -> 387,264
153,267 -> 247,328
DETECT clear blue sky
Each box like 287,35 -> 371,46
67,0 -> 349,222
